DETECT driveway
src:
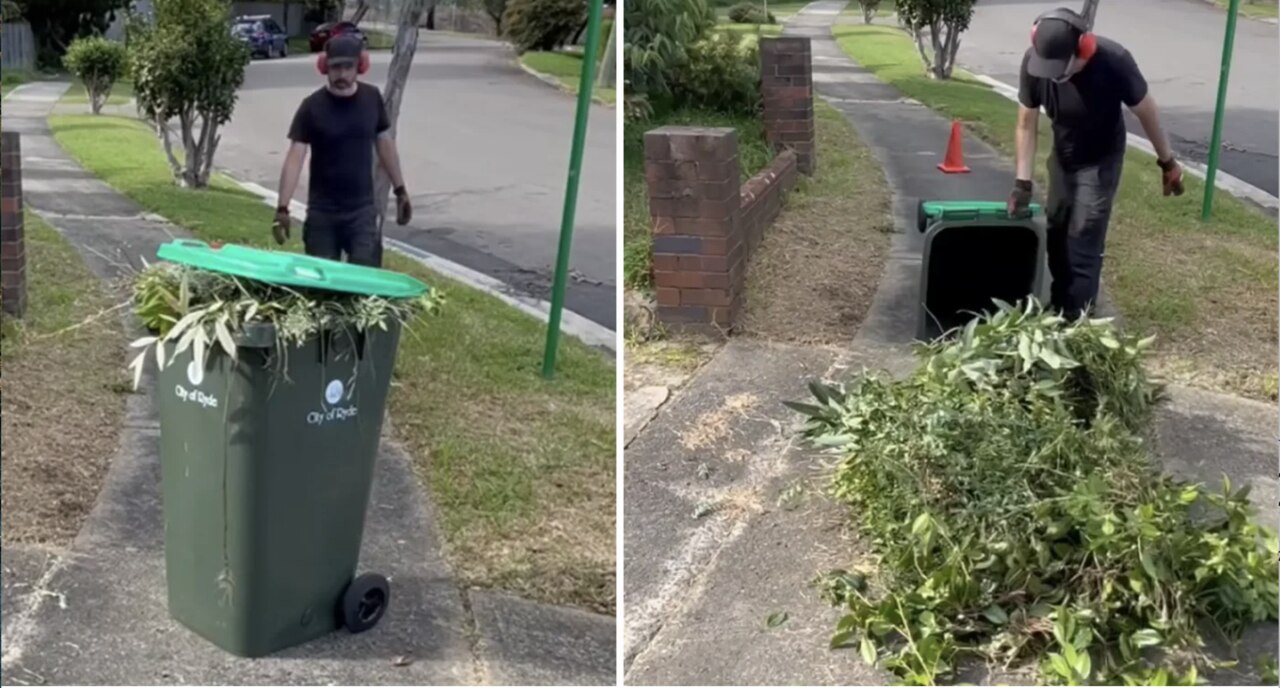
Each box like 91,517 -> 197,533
216,31 -> 617,329
954,0 -> 1278,196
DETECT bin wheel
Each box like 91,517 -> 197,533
916,199 -> 929,233
341,573 -> 390,633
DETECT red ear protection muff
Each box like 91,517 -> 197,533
1030,8 -> 1097,62
316,48 -> 371,75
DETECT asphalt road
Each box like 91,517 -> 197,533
954,0 -> 1278,197
216,31 -> 617,329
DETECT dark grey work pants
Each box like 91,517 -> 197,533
1045,151 -> 1125,321
303,206 -> 383,268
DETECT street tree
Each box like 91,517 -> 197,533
370,0 -> 435,230
16,0 -> 129,64
130,0 -> 250,188
63,36 -> 128,114
895,0 -> 976,80
597,17 -> 616,89
483,0 -> 507,34
857,0 -> 880,24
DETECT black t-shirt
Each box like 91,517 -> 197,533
287,83 -> 391,213
1018,37 -> 1148,170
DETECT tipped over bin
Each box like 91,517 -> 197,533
133,239 -> 440,658
916,201 -> 1048,341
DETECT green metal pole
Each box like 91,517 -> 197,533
1202,0 -> 1239,221
541,0 -> 604,378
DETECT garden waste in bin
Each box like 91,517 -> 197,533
146,239 -> 432,658
916,200 -> 1048,342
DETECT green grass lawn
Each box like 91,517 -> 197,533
48,114 -> 618,613
834,24 -> 1278,399
1219,0 -> 1279,18
60,78 -> 134,108
2,70 -> 34,98
0,210 -> 129,545
519,51 -> 616,105
624,109 -> 772,290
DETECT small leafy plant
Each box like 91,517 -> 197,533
63,36 -> 128,115
788,300 -> 1278,685
128,262 -> 443,389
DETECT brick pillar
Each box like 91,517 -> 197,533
760,36 -> 816,175
644,126 -> 744,331
1,131 -> 26,318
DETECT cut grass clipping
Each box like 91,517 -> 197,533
0,210 -> 129,546
833,24 -> 1277,401
789,300 -> 1278,686
50,113 -> 618,613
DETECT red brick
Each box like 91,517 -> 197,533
673,217 -> 733,237
648,198 -> 676,217
698,199 -> 737,221
651,254 -> 678,272
676,255 -> 702,271
0,197 -> 18,215
644,131 -> 672,161
644,162 -> 675,186
701,236 -> 741,257
697,178 -> 738,203
696,159 -> 739,183
656,287 -> 680,306
657,304 -> 709,324
682,289 -> 733,307
652,216 -> 676,235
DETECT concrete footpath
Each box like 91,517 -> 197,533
622,4 -> 1277,685
1,83 -> 614,686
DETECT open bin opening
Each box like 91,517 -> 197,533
920,223 -> 1042,341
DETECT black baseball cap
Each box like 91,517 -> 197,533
1027,12 -> 1084,80
325,34 -> 362,67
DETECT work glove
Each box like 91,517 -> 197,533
272,206 -> 290,245
1158,156 -> 1184,197
394,186 -> 412,226
1008,179 -> 1034,218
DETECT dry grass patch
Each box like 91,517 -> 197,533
1,210 -> 130,545
737,102 -> 893,343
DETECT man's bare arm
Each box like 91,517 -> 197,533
1015,105 -> 1039,180
1129,95 -> 1174,162
375,133 -> 406,190
277,141 -> 309,207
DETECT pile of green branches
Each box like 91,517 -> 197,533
128,261 -> 443,388
789,300 -> 1278,686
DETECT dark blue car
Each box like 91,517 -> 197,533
231,15 -> 289,59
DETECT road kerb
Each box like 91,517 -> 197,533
229,178 -> 618,354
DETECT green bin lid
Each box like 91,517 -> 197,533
921,200 -> 1042,221
155,239 -> 429,299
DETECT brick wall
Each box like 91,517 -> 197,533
760,36 -> 815,175
1,131 -> 25,318
644,127 -> 799,332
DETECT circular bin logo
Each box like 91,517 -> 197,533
325,379 -> 344,405
187,359 -> 204,386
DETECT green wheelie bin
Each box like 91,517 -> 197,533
151,239 -> 428,658
916,200 -> 1048,341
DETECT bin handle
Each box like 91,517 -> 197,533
289,260 -> 326,283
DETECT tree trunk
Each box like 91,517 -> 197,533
372,0 -> 435,231
596,19 -> 616,89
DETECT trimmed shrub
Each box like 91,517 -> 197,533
667,31 -> 761,114
63,36 -> 127,115
727,2 -> 774,24
502,0 -> 586,54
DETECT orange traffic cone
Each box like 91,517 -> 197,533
937,120 -> 971,174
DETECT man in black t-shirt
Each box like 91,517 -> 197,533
1009,8 -> 1184,320
272,35 -> 411,267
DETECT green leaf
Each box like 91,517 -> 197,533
808,381 -> 833,404
1038,346 -> 1063,368
911,513 -> 933,536
765,611 -> 788,629
982,604 -> 1008,626
830,630 -> 858,649
782,401 -> 825,417
1048,653 -> 1073,679
1130,628 -> 1162,648
859,636 -> 877,665
1073,647 -> 1091,679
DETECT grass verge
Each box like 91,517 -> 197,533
624,109 -> 772,290
519,51 -> 616,105
737,101 -> 893,342
48,114 -> 617,613
60,78 -> 134,108
1218,0 -> 1279,18
1,70 -> 34,98
0,210 -> 129,545
833,24 -> 1278,400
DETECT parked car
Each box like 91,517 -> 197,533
231,15 -> 289,59
309,21 -> 367,53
